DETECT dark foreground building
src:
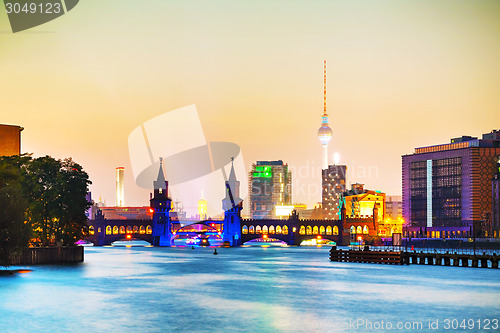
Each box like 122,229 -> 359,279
402,130 -> 500,238
0,124 -> 23,156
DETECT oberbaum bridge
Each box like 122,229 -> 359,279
86,161 -> 380,247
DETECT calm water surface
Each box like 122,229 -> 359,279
1,246 -> 499,333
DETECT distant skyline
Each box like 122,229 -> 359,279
1,0 -> 499,213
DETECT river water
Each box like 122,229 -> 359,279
1,246 -> 499,333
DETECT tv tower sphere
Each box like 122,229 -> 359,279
318,125 -> 332,146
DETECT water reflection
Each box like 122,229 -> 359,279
0,246 -> 499,332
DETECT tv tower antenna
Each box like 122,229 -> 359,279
317,60 -> 333,170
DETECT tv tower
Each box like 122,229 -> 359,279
317,60 -> 332,170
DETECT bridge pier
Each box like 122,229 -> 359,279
480,258 -> 489,268
471,258 -> 479,268
443,256 -> 451,266
461,257 -> 469,267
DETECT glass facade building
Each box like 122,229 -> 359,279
249,160 -> 292,219
402,130 -> 500,237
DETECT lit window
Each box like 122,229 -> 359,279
106,225 -> 112,235
299,225 -> 305,235
306,226 -> 312,235
333,226 -> 338,235
89,225 -> 94,235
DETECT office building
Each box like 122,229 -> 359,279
492,158 -> 500,238
0,124 -> 23,156
385,195 -> 403,220
402,130 -> 500,238
249,160 -> 292,219
322,164 -> 347,219
116,167 -> 125,207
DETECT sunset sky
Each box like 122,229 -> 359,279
1,0 -> 499,214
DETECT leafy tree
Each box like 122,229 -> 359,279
0,154 -> 91,253
25,156 -> 92,246
0,157 -> 31,266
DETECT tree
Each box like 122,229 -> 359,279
25,156 -> 92,246
0,154 -> 92,253
0,157 -> 31,266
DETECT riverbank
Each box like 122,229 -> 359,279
6,246 -> 83,266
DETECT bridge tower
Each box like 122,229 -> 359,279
150,158 -> 172,246
222,159 -> 242,246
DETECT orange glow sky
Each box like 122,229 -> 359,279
1,0 -> 499,213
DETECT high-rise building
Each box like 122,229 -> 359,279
317,60 -> 333,170
322,164 -> 347,219
249,160 -> 292,219
402,130 -> 500,238
0,124 -> 23,156
116,167 -> 125,207
492,158 -> 500,238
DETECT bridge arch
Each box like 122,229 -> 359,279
319,226 -> 325,235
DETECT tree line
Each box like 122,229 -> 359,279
0,154 -> 91,265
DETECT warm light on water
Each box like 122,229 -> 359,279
1,247 -> 499,332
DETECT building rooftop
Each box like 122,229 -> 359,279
412,129 -> 500,154
256,160 -> 286,166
